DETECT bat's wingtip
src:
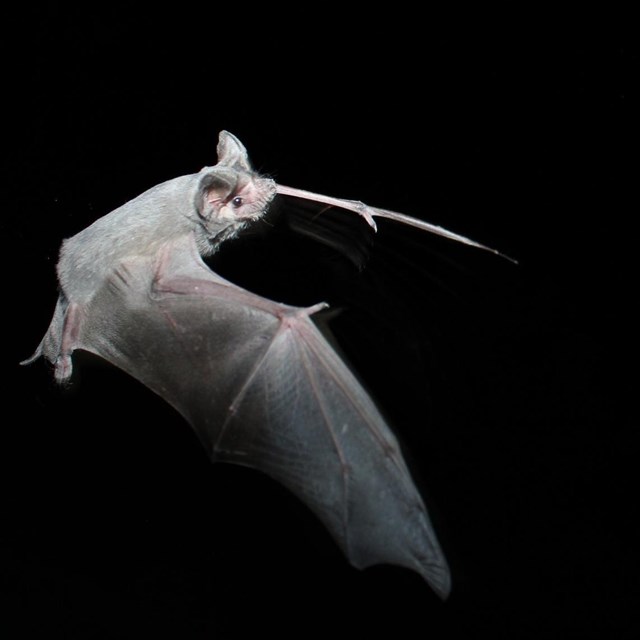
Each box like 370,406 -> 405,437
493,247 -> 519,265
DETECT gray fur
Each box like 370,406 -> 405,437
58,133 -> 275,304
26,131 -> 276,376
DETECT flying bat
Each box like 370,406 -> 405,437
23,131 -> 511,598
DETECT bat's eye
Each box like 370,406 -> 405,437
231,196 -> 243,208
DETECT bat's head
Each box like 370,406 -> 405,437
193,131 -> 276,254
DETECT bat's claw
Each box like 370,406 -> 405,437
351,201 -> 378,231
305,301 -> 329,316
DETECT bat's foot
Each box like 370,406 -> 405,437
53,354 -> 73,383
21,297 -> 79,384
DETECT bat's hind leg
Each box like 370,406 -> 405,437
52,300 -> 83,382
22,295 -> 84,383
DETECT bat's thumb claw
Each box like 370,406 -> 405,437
305,302 -> 330,316
355,202 -> 378,231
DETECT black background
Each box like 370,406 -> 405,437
2,10 -> 637,639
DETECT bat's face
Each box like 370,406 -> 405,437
204,171 -> 276,225
194,167 -> 276,254
190,131 -> 277,255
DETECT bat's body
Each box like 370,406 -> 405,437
24,132 -> 508,598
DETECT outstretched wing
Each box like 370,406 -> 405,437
75,233 -> 451,598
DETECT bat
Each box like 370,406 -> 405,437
23,131 -> 511,599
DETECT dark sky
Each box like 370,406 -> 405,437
2,12 -> 637,639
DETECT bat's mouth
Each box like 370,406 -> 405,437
239,210 -> 263,221
208,221 -> 249,247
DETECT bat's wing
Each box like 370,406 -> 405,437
71,233 -> 451,598
276,184 -> 517,263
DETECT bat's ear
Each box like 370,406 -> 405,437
216,131 -> 252,172
196,167 -> 237,219
200,169 -> 235,197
